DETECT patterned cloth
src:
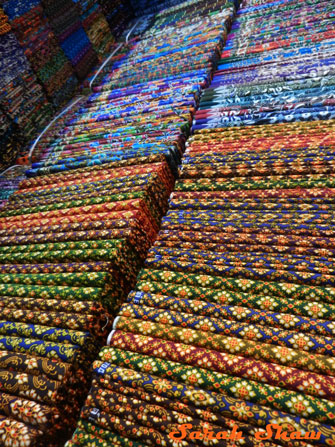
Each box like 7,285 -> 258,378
2,0 -> 78,107
66,0 -> 335,446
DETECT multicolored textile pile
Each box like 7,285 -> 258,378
0,8 -> 24,166
0,97 -> 114,447
2,0 -> 78,108
0,12 -> 53,144
0,120 -> 175,447
75,117 -> 335,447
0,96 -> 175,445
0,70 -> 54,143
41,0 -> 98,80
6,0 -> 335,445
0,293 -> 111,446
66,0 -> 335,446
26,96 -> 87,165
74,0 -> 115,57
194,0 -> 335,129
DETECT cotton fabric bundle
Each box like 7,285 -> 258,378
193,0 -> 335,130
2,0 -> 78,108
74,0 -> 115,57
41,0 -> 98,80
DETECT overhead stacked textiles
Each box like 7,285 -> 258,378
0,13 -> 53,143
0,92 -> 160,445
66,0 -> 335,446
98,0 -> 133,39
77,119 -> 335,447
3,0 -> 78,109
41,0 -> 98,80
73,0 -> 115,57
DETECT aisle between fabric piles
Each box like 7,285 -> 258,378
0,0 -> 239,445
66,0 -> 335,446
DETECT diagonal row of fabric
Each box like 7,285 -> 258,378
0,0 -> 238,445
67,0 -> 335,446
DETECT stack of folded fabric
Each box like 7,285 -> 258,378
72,118 -> 335,447
42,0 -> 98,80
6,154 -> 175,299
74,0 -> 115,57
0,9 -> 24,168
3,0 -> 78,108
26,96 -> 87,165
193,0 -> 335,129
0,150 -> 175,447
0,21 -> 54,143
98,0 -> 133,38
66,0 -> 335,446
96,0 -> 234,92
0,279 -> 112,446
0,70 -> 54,143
